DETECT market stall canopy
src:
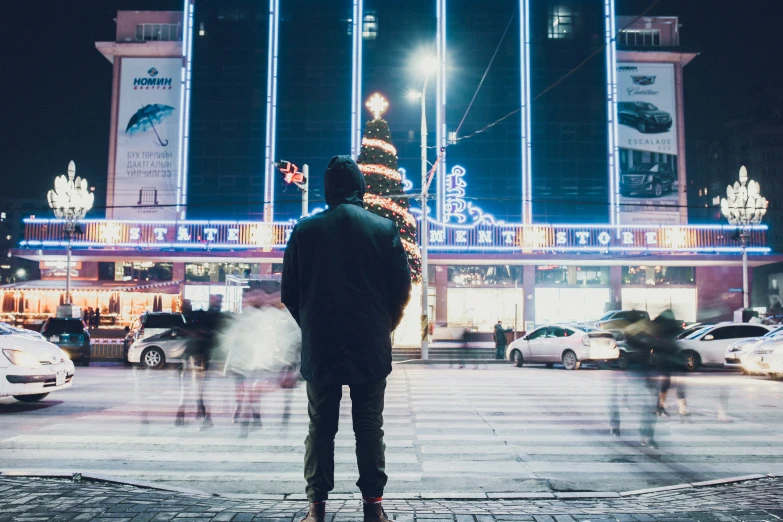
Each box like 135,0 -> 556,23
0,280 -> 182,294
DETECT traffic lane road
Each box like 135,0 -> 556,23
0,362 -> 148,438
2,365 -> 783,496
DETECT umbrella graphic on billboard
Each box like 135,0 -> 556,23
125,104 -> 174,146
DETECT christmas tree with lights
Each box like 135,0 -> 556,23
358,93 -> 422,283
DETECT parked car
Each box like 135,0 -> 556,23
594,310 -> 649,331
506,325 -> 618,370
608,330 -> 649,370
675,323 -> 712,340
0,328 -> 75,402
124,312 -> 187,360
0,324 -> 45,340
725,325 -> 783,369
675,323 -> 775,371
617,101 -> 673,133
40,318 -> 91,366
744,337 -> 783,377
620,163 -> 676,198
127,328 -> 189,369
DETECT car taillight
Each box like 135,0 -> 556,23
582,335 -> 591,347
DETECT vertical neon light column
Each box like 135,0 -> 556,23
350,0 -> 363,159
435,0 -> 447,222
520,0 -> 532,224
605,0 -> 620,225
263,0 -> 280,222
177,0 -> 194,220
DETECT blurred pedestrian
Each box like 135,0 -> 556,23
282,155 -> 411,522
220,290 -> 301,435
651,310 -> 688,418
622,317 -> 660,448
493,320 -> 512,360
176,295 -> 225,430
87,308 -> 94,329
93,307 -> 101,329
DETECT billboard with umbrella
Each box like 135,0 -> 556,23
112,58 -> 181,220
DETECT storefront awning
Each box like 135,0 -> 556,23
0,280 -> 182,294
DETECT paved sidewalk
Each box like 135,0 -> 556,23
1,476 -> 782,522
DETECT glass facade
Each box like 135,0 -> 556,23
530,0 -> 609,223
448,265 -> 523,286
189,0 -> 270,219
623,266 -> 695,286
535,265 -> 609,286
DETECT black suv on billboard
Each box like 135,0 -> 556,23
617,101 -> 673,133
620,163 -> 676,198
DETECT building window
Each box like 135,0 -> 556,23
135,23 -> 181,42
548,5 -> 577,39
623,266 -> 694,286
618,29 -> 661,47
363,11 -> 378,40
448,266 -> 522,286
536,266 -> 609,286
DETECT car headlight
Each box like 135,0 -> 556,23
3,348 -> 42,368
60,349 -> 70,361
729,346 -> 742,352
645,175 -> 654,182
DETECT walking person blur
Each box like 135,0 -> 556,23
93,307 -> 101,329
493,320 -> 512,360
87,308 -> 94,329
650,310 -> 688,418
282,155 -> 411,522
176,294 -> 224,430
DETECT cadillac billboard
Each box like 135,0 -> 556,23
616,63 -> 680,225
112,58 -> 181,219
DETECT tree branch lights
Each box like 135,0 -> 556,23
360,164 -> 402,181
361,138 -> 397,156
358,96 -> 422,283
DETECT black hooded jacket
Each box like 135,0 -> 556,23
281,155 -> 412,385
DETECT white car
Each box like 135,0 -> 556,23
744,337 -> 783,376
0,330 -> 75,402
1,324 -> 45,340
506,324 -> 618,370
676,322 -> 774,371
725,325 -> 783,369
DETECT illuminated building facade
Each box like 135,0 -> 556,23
6,5 -> 782,333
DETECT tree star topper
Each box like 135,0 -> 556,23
366,93 -> 388,120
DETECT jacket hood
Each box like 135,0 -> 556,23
324,155 -> 366,208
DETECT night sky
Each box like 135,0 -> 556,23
2,0 -> 778,215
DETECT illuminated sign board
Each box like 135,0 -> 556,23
20,218 -> 769,255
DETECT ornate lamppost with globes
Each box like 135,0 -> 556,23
47,161 -> 94,305
720,165 -> 768,310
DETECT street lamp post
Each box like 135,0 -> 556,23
409,55 -> 437,360
47,161 -> 94,305
721,165 -> 768,310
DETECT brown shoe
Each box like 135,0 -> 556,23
299,503 -> 325,522
363,503 -> 392,522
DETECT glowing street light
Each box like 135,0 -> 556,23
721,165 -> 768,309
409,53 -> 437,360
47,160 -> 94,305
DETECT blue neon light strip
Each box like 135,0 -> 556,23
177,0 -> 194,219
520,0 -> 532,224
605,0 -> 620,225
22,217 -> 770,232
436,0 -> 447,222
263,0 -> 280,222
350,0 -> 363,159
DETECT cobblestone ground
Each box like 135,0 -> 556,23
1,476 -> 782,522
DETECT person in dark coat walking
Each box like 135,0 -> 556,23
493,320 -> 512,360
282,155 -> 411,522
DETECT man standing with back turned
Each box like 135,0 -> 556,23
282,155 -> 412,522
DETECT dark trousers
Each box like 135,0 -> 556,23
304,379 -> 387,501
495,344 -> 506,360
